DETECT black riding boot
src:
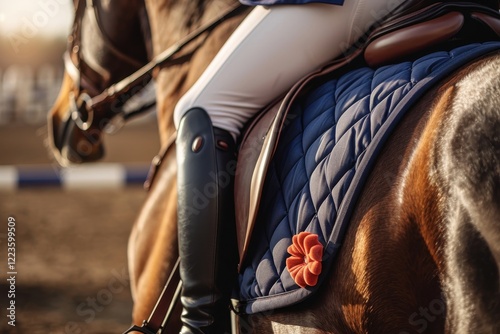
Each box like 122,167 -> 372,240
176,108 -> 238,334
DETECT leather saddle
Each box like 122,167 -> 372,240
233,1 -> 500,269
143,1 -> 500,268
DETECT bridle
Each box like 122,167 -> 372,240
64,0 -> 153,134
63,0 -> 247,137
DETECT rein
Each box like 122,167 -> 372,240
66,1 -> 247,132
124,259 -> 182,334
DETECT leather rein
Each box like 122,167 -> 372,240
65,0 -> 247,133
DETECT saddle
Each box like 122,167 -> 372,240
143,1 -> 500,262
233,1 -> 500,269
135,2 -> 500,331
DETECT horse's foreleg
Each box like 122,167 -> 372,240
438,56 -> 500,333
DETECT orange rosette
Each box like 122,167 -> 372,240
286,231 -> 323,288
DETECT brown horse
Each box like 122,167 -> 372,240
47,1 -> 500,333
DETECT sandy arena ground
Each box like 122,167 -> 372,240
0,120 -> 161,334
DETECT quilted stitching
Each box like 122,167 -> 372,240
236,42 -> 500,314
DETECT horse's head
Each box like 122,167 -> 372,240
48,0 -> 151,166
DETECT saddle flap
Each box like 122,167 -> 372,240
235,101 -> 281,269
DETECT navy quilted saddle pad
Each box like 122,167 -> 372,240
233,42 -> 500,314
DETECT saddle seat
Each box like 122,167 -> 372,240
234,1 -> 500,270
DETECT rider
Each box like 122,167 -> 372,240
174,0 -> 400,333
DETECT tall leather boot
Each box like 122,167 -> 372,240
176,107 -> 238,334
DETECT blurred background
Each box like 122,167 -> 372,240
0,1 -> 160,333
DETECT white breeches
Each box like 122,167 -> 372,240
174,1 -> 396,140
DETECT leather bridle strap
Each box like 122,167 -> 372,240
75,2 -> 247,117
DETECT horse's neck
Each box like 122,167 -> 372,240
144,0 -> 244,145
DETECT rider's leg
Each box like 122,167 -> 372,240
174,1 -> 393,139
175,1 -> 392,333
176,107 -> 237,334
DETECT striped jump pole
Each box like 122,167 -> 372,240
0,163 -> 150,190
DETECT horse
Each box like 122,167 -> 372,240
47,0 -> 500,333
